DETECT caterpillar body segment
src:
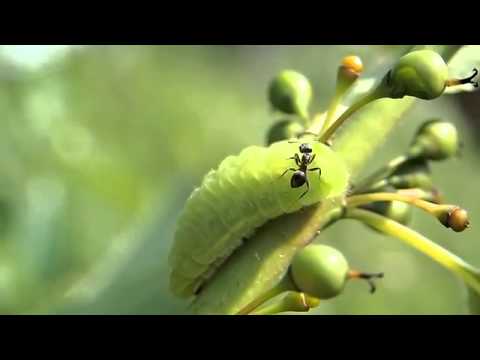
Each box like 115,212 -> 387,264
169,140 -> 350,298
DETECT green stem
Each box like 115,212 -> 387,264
346,192 -> 451,217
249,298 -> 288,315
319,87 -> 385,144
250,291 -> 320,315
236,275 -> 295,315
304,111 -> 329,138
345,208 -> 480,295
299,113 -> 311,128
321,91 -> 343,135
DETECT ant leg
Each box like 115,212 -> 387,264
294,153 -> 301,166
288,154 -> 300,166
279,168 -> 297,178
308,167 -> 322,178
308,154 -> 316,165
299,179 -> 310,199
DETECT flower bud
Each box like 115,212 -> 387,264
408,120 -> 460,161
342,55 -> 364,75
433,205 -> 470,232
290,244 -> 384,298
387,50 -> 449,100
388,158 -> 433,190
364,200 -> 412,226
445,207 -> 470,232
337,55 -> 364,90
268,70 -> 312,118
290,244 -> 349,299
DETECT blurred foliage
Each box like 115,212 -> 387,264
0,45 -> 478,314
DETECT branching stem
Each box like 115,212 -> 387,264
344,208 -> 480,295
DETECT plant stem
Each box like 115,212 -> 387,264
345,208 -> 480,295
250,291 -> 321,315
304,112 -> 327,137
249,297 -> 288,315
346,192 -> 450,216
319,87 -> 384,144
236,275 -> 295,315
321,91 -> 343,135
299,114 -> 311,127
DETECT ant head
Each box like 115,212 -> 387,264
299,143 -> 312,154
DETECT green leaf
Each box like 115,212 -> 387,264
445,45 -> 480,94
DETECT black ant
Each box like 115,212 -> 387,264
280,143 -> 321,199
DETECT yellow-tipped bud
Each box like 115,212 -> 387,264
341,55 -> 364,76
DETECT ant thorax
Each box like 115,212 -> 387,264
302,152 -> 312,164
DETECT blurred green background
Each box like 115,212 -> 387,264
0,45 -> 478,314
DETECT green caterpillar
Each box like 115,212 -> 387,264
168,139 -> 350,298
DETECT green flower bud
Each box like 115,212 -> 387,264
388,158 -> 433,190
290,244 -> 349,299
290,244 -> 384,300
268,70 -> 312,118
266,119 -> 304,145
364,200 -> 412,226
381,50 -> 478,100
387,50 -> 449,100
290,244 -> 382,299
408,120 -> 460,161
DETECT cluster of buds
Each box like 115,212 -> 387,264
357,118 -> 469,233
